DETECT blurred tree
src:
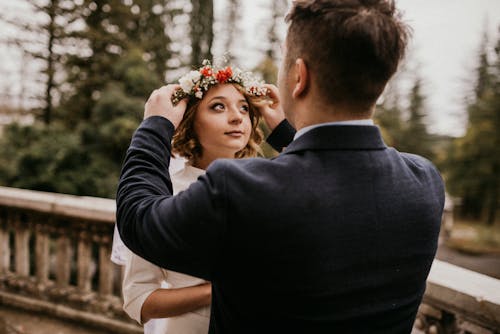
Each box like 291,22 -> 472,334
375,84 -> 404,147
222,0 -> 241,63
61,0 -> 171,125
254,0 -> 288,84
0,1 -> 167,198
399,78 -> 435,160
190,0 -> 213,65
0,0 -> 75,124
445,32 -> 500,224
266,0 -> 288,64
375,74 -> 435,162
0,48 -> 160,198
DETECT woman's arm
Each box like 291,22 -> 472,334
122,252 -> 211,324
141,283 -> 211,322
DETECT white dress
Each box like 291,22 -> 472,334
111,162 -> 210,334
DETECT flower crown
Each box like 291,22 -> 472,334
171,59 -> 268,105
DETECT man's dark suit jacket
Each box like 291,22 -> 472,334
116,117 -> 445,334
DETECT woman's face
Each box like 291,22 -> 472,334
194,84 -> 252,159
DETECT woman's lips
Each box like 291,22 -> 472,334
224,131 -> 244,138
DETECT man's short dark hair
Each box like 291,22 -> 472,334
285,0 -> 410,110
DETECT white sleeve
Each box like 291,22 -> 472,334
111,225 -> 129,266
122,251 -> 167,324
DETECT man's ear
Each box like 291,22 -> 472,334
292,58 -> 308,99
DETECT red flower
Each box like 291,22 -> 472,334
216,67 -> 233,83
200,66 -> 213,77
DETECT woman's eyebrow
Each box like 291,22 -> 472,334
207,96 -> 247,104
207,96 -> 227,103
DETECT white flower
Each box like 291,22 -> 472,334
179,71 -> 201,93
186,70 -> 201,82
195,91 -> 203,99
232,67 -> 242,79
179,77 -> 194,93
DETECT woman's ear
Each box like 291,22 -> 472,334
292,58 -> 309,99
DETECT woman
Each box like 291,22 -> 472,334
111,60 -> 275,333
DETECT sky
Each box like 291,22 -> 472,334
1,0 -> 500,137
391,0 -> 500,136
238,0 -> 500,137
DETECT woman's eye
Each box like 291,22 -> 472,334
211,103 -> 225,111
240,105 -> 249,113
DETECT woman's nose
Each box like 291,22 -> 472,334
228,107 -> 243,124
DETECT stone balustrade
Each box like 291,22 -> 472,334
0,186 -> 499,333
0,186 -> 141,333
415,260 -> 500,334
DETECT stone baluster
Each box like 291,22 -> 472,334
0,226 -> 9,274
35,224 -> 50,286
15,227 -> 30,277
98,238 -> 113,297
0,187 -> 142,333
0,211 -> 12,274
55,233 -> 72,290
77,231 -> 92,294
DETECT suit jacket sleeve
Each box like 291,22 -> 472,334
266,119 -> 296,152
116,116 -> 226,281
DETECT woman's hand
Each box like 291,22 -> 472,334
258,84 -> 285,131
144,84 -> 188,129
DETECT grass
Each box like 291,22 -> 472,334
445,219 -> 500,255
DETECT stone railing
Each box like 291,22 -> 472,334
0,186 -> 141,333
0,186 -> 499,333
415,260 -> 500,334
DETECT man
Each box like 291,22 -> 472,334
117,0 -> 445,333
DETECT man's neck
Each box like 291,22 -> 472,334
293,107 -> 373,131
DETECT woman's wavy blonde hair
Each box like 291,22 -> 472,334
172,84 -> 264,163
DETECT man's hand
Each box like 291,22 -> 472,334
144,84 -> 188,129
258,84 -> 285,131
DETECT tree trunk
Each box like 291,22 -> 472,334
190,0 -> 213,65
486,183 -> 498,225
43,0 -> 57,125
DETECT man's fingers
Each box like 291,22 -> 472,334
263,84 -> 280,106
263,84 -> 279,98
158,84 -> 181,101
175,97 -> 188,111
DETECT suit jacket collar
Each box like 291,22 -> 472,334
283,125 -> 387,154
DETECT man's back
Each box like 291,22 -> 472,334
117,1 -> 442,331
204,125 -> 444,333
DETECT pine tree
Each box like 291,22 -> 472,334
375,103 -> 404,148
0,0 -> 75,124
399,78 -> 434,160
446,31 -> 500,224
0,0 -> 172,197
60,0 -> 172,125
190,0 -> 214,65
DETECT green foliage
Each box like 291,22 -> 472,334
0,0 -> 287,199
254,56 -> 278,85
0,20 -> 163,198
61,0 -> 171,123
0,123 -> 91,195
399,79 -> 435,160
444,33 -> 500,224
375,76 -> 436,161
